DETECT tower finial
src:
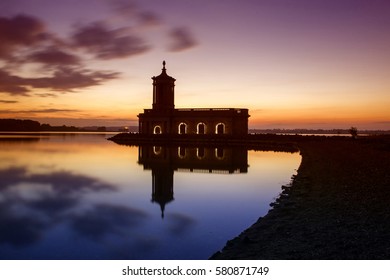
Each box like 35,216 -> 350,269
162,60 -> 166,70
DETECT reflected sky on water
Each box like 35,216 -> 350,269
0,133 -> 300,259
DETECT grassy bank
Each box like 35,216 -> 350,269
211,136 -> 390,259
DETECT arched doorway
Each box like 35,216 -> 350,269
178,123 -> 187,134
215,148 -> 224,159
178,146 -> 186,158
153,125 -> 162,134
196,147 -> 205,159
197,122 -> 206,134
153,146 -> 162,155
215,123 -> 225,134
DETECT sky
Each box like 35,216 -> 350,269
0,0 -> 389,130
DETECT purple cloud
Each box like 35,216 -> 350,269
26,47 -> 81,66
0,67 -> 119,96
0,7 -> 199,98
71,22 -> 150,59
110,0 -> 162,26
0,14 -> 123,96
0,69 -> 30,96
168,26 -> 198,52
111,0 -> 137,17
28,67 -> 120,91
137,11 -> 163,27
0,14 -> 48,59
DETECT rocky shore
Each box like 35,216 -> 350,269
211,136 -> 390,259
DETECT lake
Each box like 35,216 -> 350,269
0,132 -> 300,259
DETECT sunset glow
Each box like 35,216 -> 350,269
1,0 -> 389,129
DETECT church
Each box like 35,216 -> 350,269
138,61 -> 249,136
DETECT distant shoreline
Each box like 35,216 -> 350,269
0,118 -> 134,133
211,135 -> 390,259
1,118 -> 389,135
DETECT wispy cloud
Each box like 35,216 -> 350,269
0,2 -> 199,98
109,0 -> 198,50
0,108 -> 80,114
168,26 -> 198,52
0,69 -> 31,96
24,109 -> 81,114
137,11 -> 163,27
110,0 -> 163,27
26,47 -> 81,66
0,14 -> 47,59
71,22 -> 150,59
0,99 -> 18,104
0,14 -> 121,97
35,93 -> 58,98
0,67 -> 119,96
26,67 -> 120,91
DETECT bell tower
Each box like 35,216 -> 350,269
152,61 -> 176,111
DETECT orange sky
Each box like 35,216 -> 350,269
1,0 -> 389,129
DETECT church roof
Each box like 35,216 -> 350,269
152,61 -> 176,81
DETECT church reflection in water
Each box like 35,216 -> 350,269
138,145 -> 248,218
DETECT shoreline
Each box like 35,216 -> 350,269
210,136 -> 390,259
108,132 -> 303,152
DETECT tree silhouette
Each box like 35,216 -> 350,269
349,127 -> 358,139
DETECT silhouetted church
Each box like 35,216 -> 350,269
138,61 -> 249,135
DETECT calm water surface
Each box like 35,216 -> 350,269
0,133 -> 300,259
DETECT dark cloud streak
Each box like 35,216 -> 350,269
0,14 -> 47,59
27,67 -> 120,91
71,22 -> 150,59
0,99 -> 18,103
23,109 -> 80,113
27,47 -> 81,66
137,11 -> 163,27
0,5 -> 199,97
0,14 -> 121,96
0,108 -> 79,115
0,69 -> 30,96
110,0 -> 162,26
0,67 -> 119,96
168,27 -> 198,52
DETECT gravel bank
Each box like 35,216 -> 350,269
211,136 -> 390,259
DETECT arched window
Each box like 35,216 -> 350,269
215,148 -> 224,159
178,146 -> 186,158
216,123 -> 225,134
197,147 -> 205,159
197,122 -> 206,134
153,146 -> 162,155
153,125 -> 162,134
178,123 -> 187,134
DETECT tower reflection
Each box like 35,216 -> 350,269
138,145 -> 248,218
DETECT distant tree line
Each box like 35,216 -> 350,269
0,119 -> 80,131
249,128 -> 390,135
